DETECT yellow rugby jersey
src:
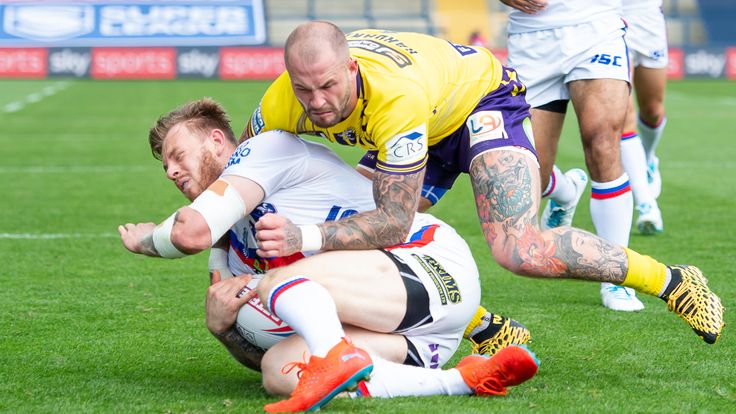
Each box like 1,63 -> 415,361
246,29 -> 504,174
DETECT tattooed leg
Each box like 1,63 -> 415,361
469,150 -> 627,284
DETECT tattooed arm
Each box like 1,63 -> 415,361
321,168 -> 423,249
255,168 -> 424,256
211,327 -> 264,372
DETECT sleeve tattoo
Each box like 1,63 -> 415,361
320,169 -> 424,250
212,327 -> 265,372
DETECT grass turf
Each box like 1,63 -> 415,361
0,79 -> 734,413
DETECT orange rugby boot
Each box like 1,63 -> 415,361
456,345 -> 539,396
264,337 -> 373,413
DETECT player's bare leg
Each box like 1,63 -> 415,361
568,78 -> 643,310
622,82 -> 663,235
531,106 -> 589,230
634,66 -> 668,199
469,150 -> 723,342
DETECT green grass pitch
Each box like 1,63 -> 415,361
1,79 -> 734,413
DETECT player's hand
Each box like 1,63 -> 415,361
254,213 -> 302,257
118,222 -> 157,255
500,0 -> 547,14
205,272 -> 254,335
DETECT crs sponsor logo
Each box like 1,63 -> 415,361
226,141 -> 252,168
467,110 -> 507,146
91,47 -> 176,79
0,48 -> 47,78
684,49 -> 726,78
220,47 -> 284,79
385,125 -> 427,165
3,5 -> 94,42
48,48 -> 90,77
177,47 -> 218,78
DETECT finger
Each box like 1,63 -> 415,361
256,248 -> 278,258
117,225 -> 126,236
210,269 -> 222,285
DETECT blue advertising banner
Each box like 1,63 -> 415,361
0,0 -> 266,47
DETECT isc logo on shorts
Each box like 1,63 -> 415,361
467,111 -> 507,147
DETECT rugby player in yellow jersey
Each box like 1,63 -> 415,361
240,21 -> 723,412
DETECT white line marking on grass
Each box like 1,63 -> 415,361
668,92 -> 736,106
0,232 -> 118,240
0,165 -> 152,174
2,81 -> 70,113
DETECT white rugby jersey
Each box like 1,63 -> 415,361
622,0 -> 662,14
507,0 -> 622,33
220,130 -> 445,275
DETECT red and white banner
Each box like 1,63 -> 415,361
91,47 -> 176,79
0,48 -> 47,78
219,47 -> 284,80
667,48 -> 685,80
726,47 -> 736,80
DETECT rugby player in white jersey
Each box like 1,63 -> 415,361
619,0 -> 668,234
503,0 -> 645,311
118,99 -> 539,412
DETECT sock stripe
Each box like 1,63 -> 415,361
356,380 -> 372,398
268,277 -> 309,317
638,114 -> 666,129
621,131 -> 638,140
591,181 -> 631,199
542,170 -> 557,197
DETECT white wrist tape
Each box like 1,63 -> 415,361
189,179 -> 246,245
152,213 -> 186,258
298,224 -> 323,252
208,245 -> 234,280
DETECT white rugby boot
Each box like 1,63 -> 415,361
636,202 -> 664,235
647,156 -> 662,199
540,168 -> 588,230
600,283 -> 645,312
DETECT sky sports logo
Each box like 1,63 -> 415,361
0,1 -> 266,47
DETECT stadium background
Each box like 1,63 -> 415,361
1,0 -> 735,80
2,1 -> 735,413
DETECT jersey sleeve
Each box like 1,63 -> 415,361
369,85 -> 429,175
221,131 -> 308,197
244,72 -> 294,137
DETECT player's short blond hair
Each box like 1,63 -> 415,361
148,98 -> 237,160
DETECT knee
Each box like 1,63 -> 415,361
639,102 -> 665,124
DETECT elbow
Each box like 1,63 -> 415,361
170,210 -> 212,254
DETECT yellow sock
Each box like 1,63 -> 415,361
621,248 -> 667,296
463,305 -> 488,339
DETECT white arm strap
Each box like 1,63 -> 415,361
208,245 -> 234,280
189,179 -> 247,245
152,214 -> 186,258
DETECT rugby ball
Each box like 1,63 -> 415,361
235,278 -> 295,349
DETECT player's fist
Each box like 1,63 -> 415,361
254,213 -> 301,257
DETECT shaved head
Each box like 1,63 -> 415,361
284,21 -> 349,69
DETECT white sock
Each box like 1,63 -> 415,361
356,356 -> 471,398
544,165 -> 577,205
266,276 -> 344,357
637,115 -> 667,163
590,174 -> 633,247
620,132 -> 656,207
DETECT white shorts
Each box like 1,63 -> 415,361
625,8 -> 669,69
384,214 -> 480,369
507,16 -> 631,108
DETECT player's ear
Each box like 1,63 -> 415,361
209,128 -> 227,154
347,57 -> 358,75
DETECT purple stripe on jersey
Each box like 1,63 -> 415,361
376,155 -> 428,175
591,181 -> 631,200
